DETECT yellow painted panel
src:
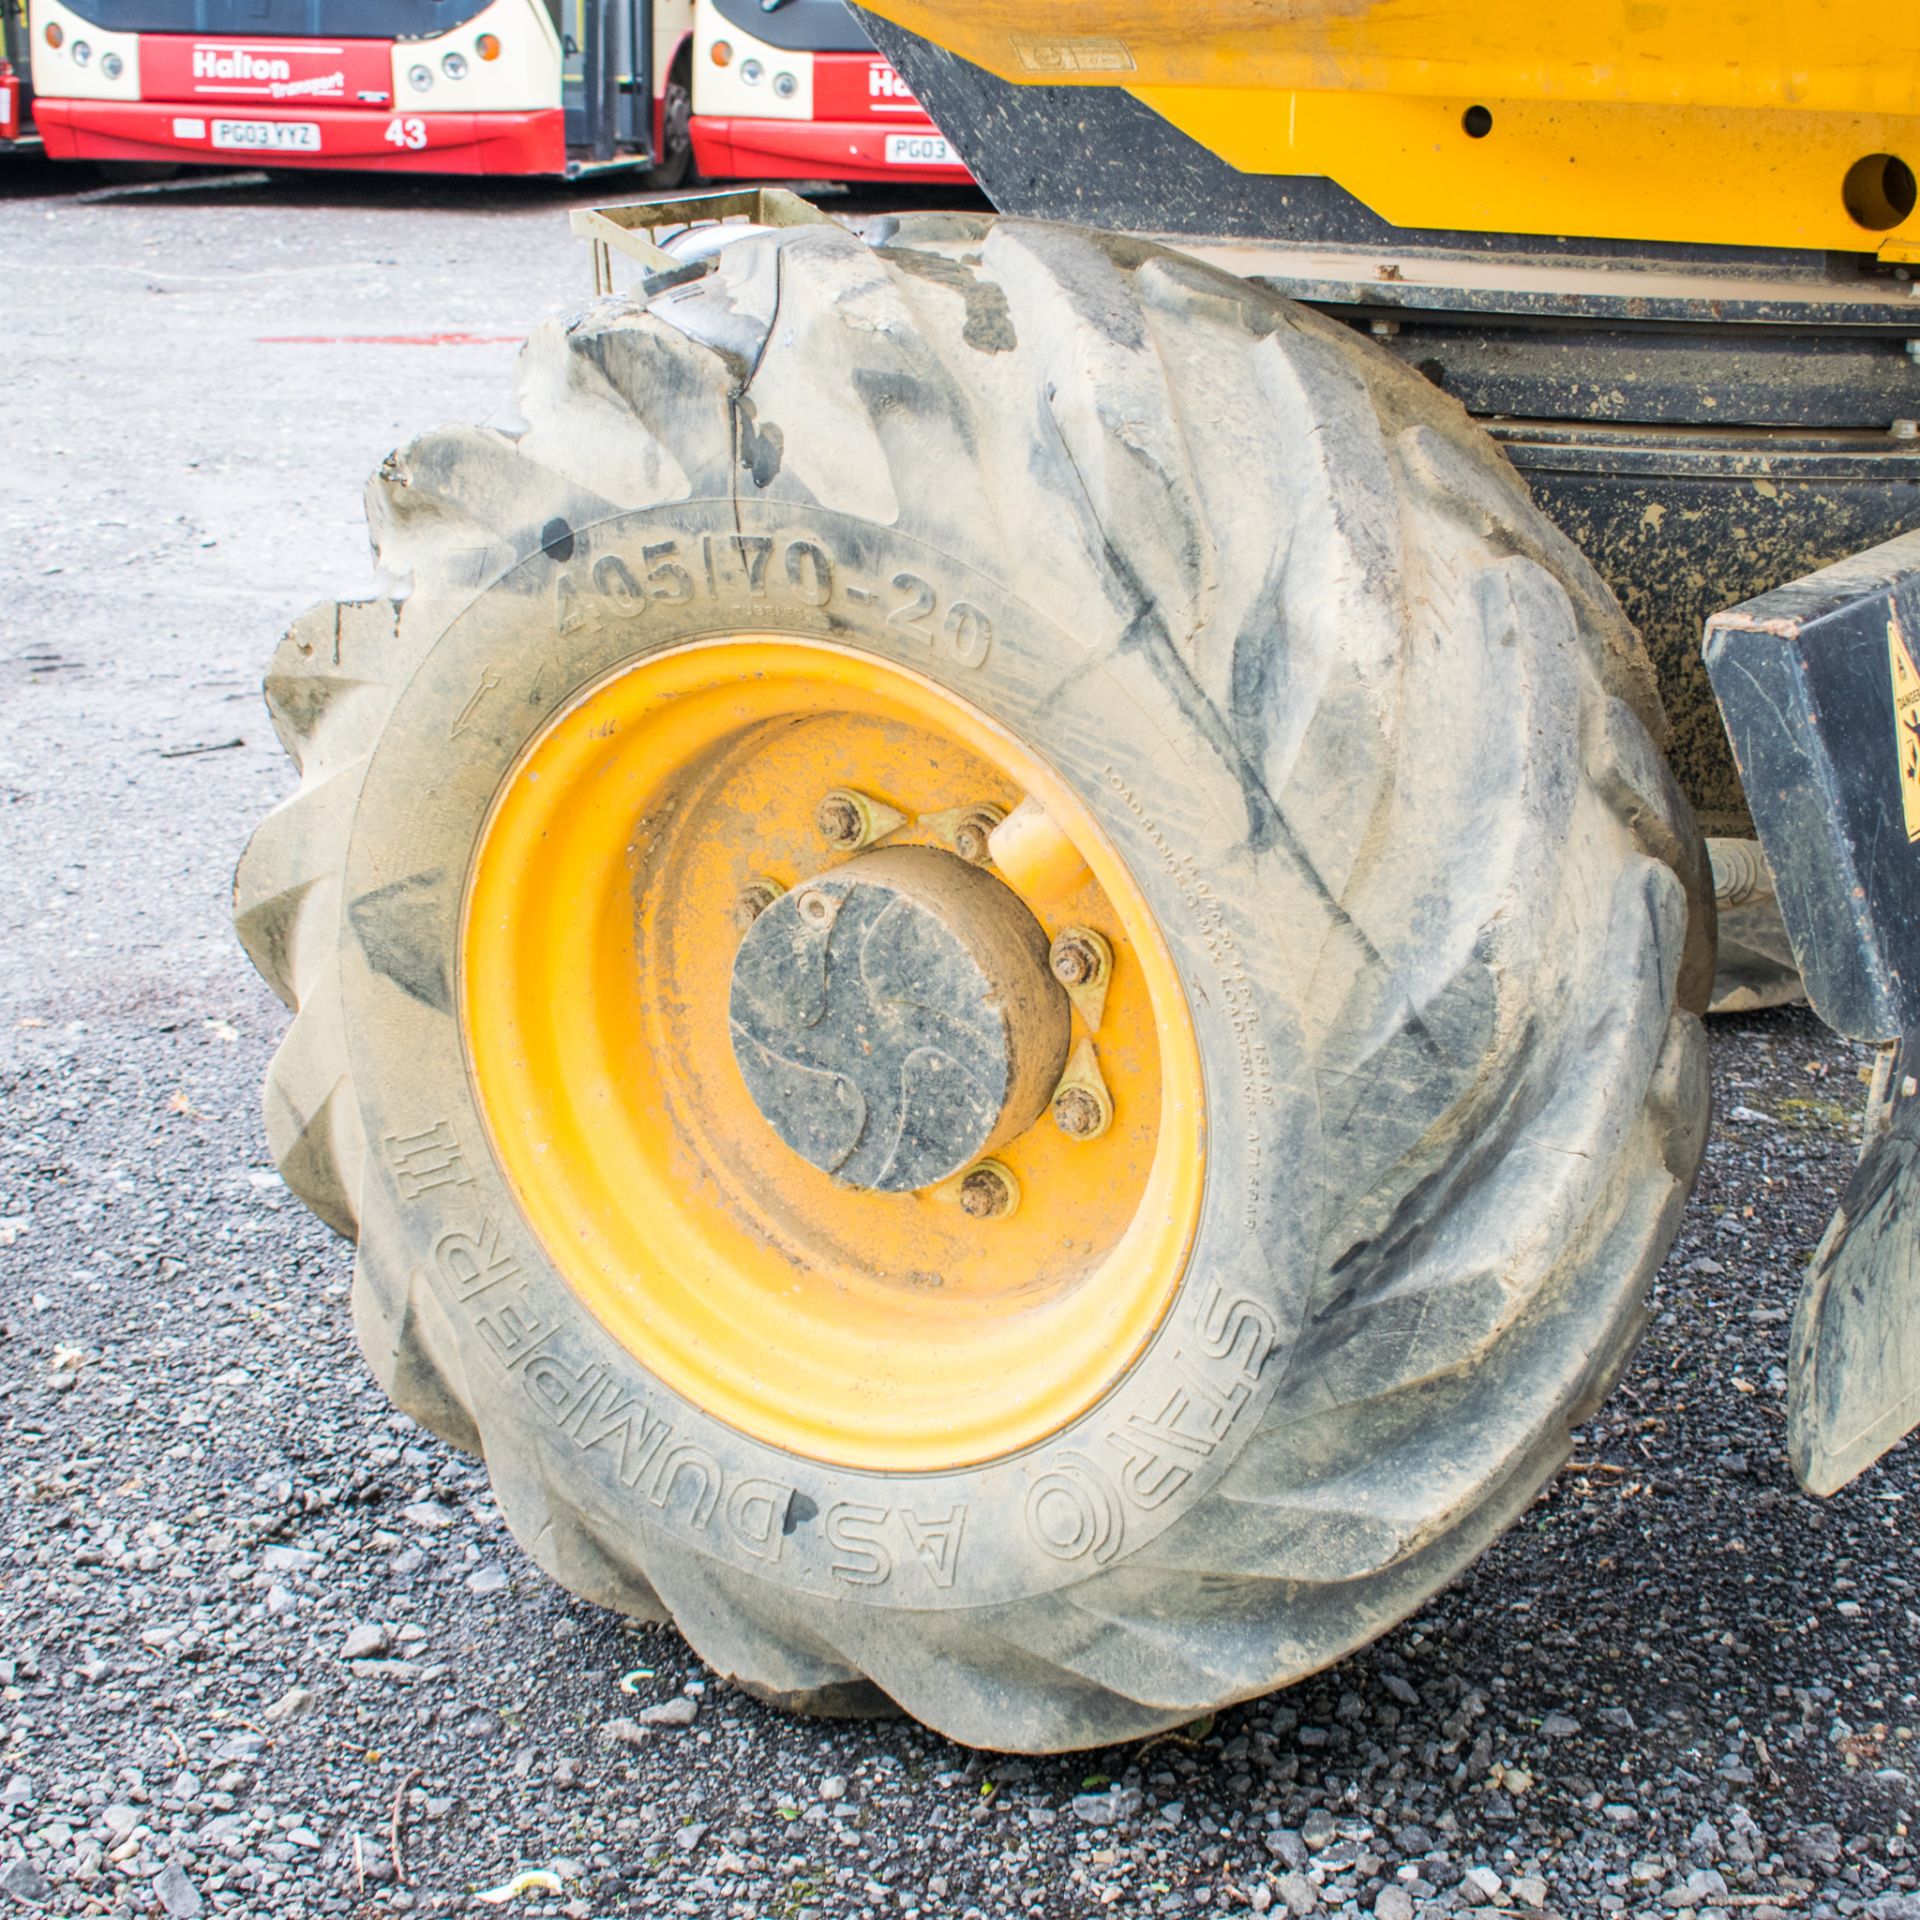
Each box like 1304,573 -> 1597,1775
863,2 -> 1920,115
1889,612 -> 1920,844
1134,86 -> 1920,252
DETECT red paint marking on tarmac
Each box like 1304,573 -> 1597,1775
257,332 -> 524,345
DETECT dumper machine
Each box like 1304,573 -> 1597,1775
236,1 -> 1920,1751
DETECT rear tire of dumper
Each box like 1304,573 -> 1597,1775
234,212 -> 1713,1753
1706,837 -> 1805,1014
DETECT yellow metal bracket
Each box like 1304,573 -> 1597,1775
1135,86 -> 1920,257
859,1 -> 1920,257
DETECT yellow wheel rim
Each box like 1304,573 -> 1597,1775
461,639 -> 1204,1471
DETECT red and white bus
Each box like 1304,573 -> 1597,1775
1,0 -> 35,150
25,0 -> 697,176
688,0 -> 966,185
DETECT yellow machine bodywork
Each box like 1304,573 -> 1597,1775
862,1 -> 1920,256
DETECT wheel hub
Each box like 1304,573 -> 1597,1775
460,637 -> 1204,1470
729,846 -> 1069,1191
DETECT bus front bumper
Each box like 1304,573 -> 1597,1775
691,114 -> 970,184
33,100 -> 565,174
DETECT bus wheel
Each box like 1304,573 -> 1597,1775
234,214 -> 1712,1753
640,51 -> 693,189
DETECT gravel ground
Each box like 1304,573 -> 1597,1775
2,157 -> 1917,1920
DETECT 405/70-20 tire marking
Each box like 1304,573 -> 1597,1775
551,529 -> 995,669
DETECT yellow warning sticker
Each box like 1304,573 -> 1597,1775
1890,609 -> 1920,843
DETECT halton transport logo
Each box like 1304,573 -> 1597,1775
193,47 -> 292,80
269,71 -> 346,97
190,45 -> 347,95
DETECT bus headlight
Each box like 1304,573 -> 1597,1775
441,51 -> 467,78
772,70 -> 797,98
72,39 -> 92,64
475,33 -> 500,60
740,57 -> 763,83
408,64 -> 433,91
102,51 -> 123,78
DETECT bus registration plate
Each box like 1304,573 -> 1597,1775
212,120 -> 322,152
884,133 -> 951,166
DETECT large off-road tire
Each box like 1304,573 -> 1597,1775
1706,838 -> 1805,1014
235,213 -> 1713,1753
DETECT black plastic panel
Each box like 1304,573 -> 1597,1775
1706,529 -> 1920,1038
1352,317 -> 1920,432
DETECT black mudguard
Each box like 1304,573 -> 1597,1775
1707,528 -> 1920,1492
1791,1052 -> 1920,1494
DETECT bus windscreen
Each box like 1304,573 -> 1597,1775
54,0 -> 494,36
708,0 -> 873,54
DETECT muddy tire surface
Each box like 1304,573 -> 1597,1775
1707,838 -> 1805,1015
234,213 -> 1713,1752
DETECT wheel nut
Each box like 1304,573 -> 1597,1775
951,804 -> 1006,866
733,877 -> 785,930
816,791 -> 865,849
797,889 -> 834,927
1052,1084 -> 1109,1140
1049,926 -> 1110,989
1050,1038 -> 1113,1141
958,1159 -> 1019,1219
814,788 -> 904,853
